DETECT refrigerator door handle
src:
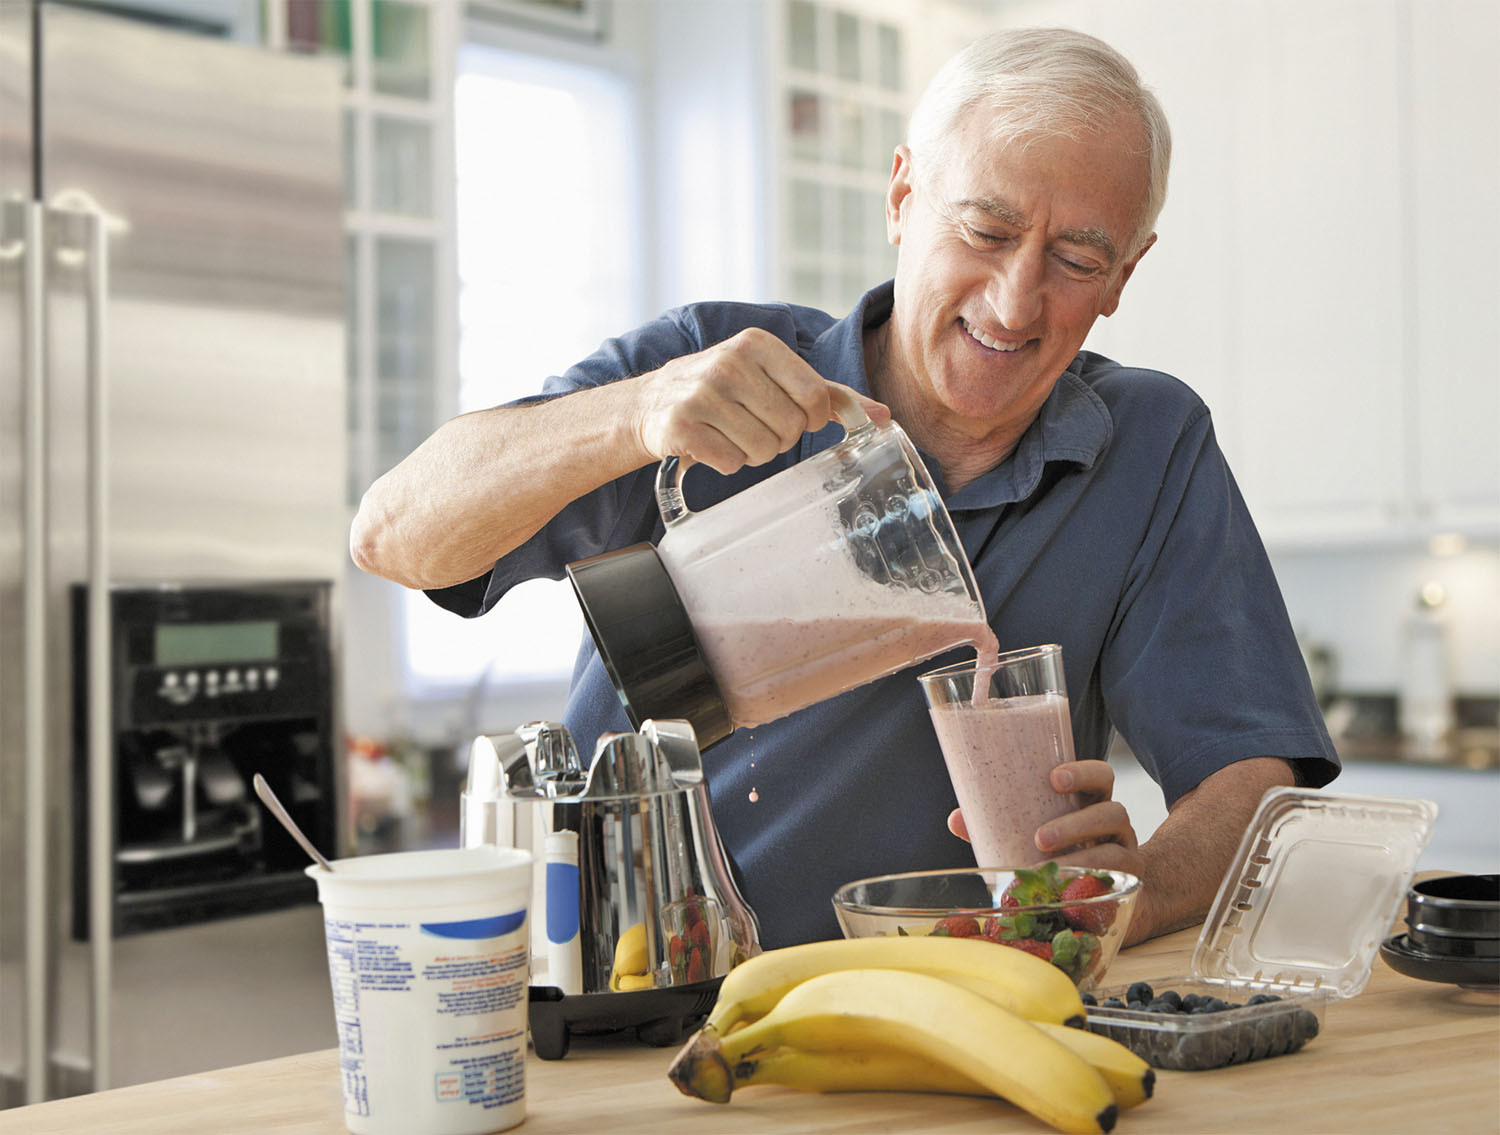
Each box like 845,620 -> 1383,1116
50,198 -> 115,1094
17,198 -> 50,1107
81,203 -> 113,1096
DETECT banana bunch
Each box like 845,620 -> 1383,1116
610,922 -> 653,991
666,936 -> 1153,1135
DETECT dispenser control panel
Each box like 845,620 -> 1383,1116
80,582 -> 333,727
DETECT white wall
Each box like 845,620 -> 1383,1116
1271,544 -> 1500,698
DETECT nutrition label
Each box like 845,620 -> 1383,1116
321,909 -> 529,1121
434,1045 -> 525,1108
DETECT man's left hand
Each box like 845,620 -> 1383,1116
946,758 -> 1150,936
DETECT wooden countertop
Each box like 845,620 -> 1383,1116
3,921 -> 1496,1135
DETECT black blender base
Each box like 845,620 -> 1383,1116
528,980 -> 723,1060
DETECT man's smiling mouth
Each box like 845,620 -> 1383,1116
960,317 -> 1025,353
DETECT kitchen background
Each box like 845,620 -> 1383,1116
2,0 -> 1496,1107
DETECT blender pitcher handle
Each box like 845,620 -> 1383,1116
655,384 -> 873,527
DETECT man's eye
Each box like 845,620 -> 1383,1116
963,225 -> 1005,245
1055,254 -> 1100,276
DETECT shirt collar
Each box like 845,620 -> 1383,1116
807,281 -> 888,398
805,281 -> 1114,507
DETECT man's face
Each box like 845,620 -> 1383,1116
881,107 -> 1155,442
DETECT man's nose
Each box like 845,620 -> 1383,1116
985,247 -> 1045,331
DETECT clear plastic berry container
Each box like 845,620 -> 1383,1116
1085,788 -> 1437,1070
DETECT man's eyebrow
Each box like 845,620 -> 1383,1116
954,195 -> 1028,228
952,195 -> 1118,265
1056,226 -> 1118,265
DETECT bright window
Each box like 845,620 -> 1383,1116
404,43 -> 642,691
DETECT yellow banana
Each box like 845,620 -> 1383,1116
704,934 -> 1085,1033
1034,1023 -> 1154,1111
670,968 -> 1117,1135
724,1025 -> 1152,1112
729,1045 -> 988,1097
609,922 -> 649,991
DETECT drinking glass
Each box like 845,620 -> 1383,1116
919,644 -> 1079,867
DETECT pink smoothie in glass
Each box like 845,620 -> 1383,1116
927,691 -> 1079,867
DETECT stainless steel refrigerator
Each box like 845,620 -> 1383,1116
1,1 -> 349,1106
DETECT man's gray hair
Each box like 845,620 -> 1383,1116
906,27 -> 1171,256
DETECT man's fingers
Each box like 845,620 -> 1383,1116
1037,799 -> 1139,855
947,808 -> 970,842
1052,759 -> 1114,805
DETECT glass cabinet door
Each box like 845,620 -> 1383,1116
374,236 -> 437,478
777,0 -> 907,315
266,0 -> 454,505
373,115 -> 434,216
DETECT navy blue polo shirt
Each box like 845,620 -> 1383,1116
430,281 -> 1339,949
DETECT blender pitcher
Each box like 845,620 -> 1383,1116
566,387 -> 988,747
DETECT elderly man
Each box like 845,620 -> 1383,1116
351,27 -> 1338,949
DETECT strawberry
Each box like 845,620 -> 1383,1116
1002,937 -> 1054,962
686,946 -> 706,983
932,914 -> 982,938
981,916 -> 1006,942
1060,874 -> 1116,935
669,933 -> 685,967
1003,862 -> 1064,907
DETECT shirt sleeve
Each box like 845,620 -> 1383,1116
1100,407 -> 1339,804
424,309 -> 708,618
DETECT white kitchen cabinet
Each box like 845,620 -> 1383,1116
1228,1 -> 1408,543
1232,0 -> 1499,547
1405,0 -> 1500,537
982,0 -> 1499,550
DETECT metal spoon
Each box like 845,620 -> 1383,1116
253,773 -> 334,872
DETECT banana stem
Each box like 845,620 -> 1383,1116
666,1026 -> 735,1104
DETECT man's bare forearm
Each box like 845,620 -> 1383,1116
349,383 -> 651,590
1127,756 -> 1297,944
348,327 -> 879,592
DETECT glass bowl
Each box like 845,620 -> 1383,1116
832,864 -> 1140,991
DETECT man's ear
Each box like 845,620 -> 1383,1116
1101,232 -> 1156,317
885,145 -> 915,246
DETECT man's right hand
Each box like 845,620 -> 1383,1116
350,326 -> 886,591
633,327 -> 887,475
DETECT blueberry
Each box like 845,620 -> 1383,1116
1181,993 -> 1206,1011
1080,992 -> 1098,1006
1156,989 -> 1183,1010
1146,997 -> 1179,1013
1247,993 -> 1282,1006
1127,981 -> 1155,1005
1102,997 -> 1126,1009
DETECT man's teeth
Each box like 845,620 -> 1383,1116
962,319 -> 1022,352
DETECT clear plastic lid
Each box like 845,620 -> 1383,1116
1191,787 -> 1438,999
